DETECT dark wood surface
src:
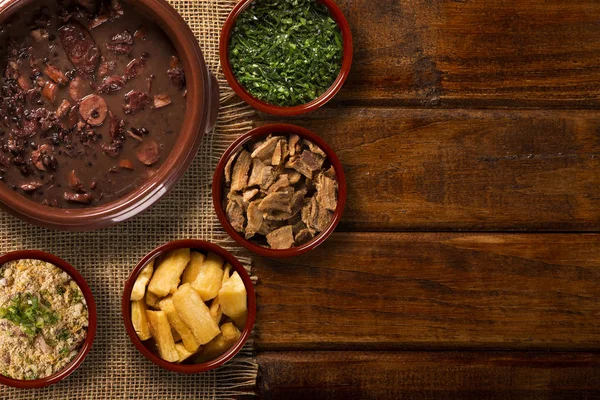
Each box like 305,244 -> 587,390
250,0 -> 600,398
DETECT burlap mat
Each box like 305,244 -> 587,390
1,0 -> 258,398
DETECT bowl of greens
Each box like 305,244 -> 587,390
220,0 -> 353,116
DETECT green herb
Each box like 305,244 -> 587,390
59,347 -> 70,357
56,286 -> 66,295
57,328 -> 70,341
229,0 -> 343,106
0,293 -> 59,337
69,288 -> 82,304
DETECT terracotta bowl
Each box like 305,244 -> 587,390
219,0 -> 353,116
122,239 -> 256,373
0,0 -> 219,231
0,250 -> 97,388
213,123 -> 346,258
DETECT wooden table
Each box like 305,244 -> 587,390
249,0 -> 600,398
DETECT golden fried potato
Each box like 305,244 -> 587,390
172,283 -> 220,345
148,248 -> 191,297
181,252 -> 205,284
175,342 -> 195,363
191,252 -> 224,301
131,300 -> 151,341
159,296 -> 200,353
218,271 -> 247,327
146,310 -> 179,362
131,260 -> 154,301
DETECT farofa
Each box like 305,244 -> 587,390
0,259 -> 88,380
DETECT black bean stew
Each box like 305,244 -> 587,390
0,0 -> 186,208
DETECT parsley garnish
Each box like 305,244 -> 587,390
0,293 -> 59,336
229,0 -> 343,106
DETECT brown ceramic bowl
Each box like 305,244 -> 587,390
213,123 -> 346,258
0,250 -> 97,388
122,239 -> 256,373
220,0 -> 353,116
0,0 -> 219,231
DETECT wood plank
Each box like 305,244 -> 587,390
334,0 -> 600,107
257,351 -> 600,400
257,108 -> 600,231
253,232 -> 600,351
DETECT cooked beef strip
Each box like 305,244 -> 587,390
258,190 -> 292,214
226,198 -> 245,233
302,138 -> 326,157
324,165 -> 336,180
250,136 -> 281,161
242,188 -> 259,206
301,196 -> 333,232
315,173 -> 338,211
230,150 -> 251,192
287,150 -> 325,178
224,147 -> 241,184
264,188 -> 306,221
288,134 -> 300,156
285,169 -> 302,185
245,199 -> 263,239
295,228 -> 314,245
266,225 -> 294,249
271,138 -> 289,166
267,174 -> 289,194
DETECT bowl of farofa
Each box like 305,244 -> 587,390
220,0 -> 353,116
213,123 -> 346,257
0,250 -> 96,388
122,239 -> 255,373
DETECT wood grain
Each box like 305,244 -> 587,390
253,232 -> 600,350
257,351 -> 600,400
334,0 -> 600,107
258,108 -> 600,231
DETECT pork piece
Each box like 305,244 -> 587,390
20,181 -> 43,192
134,26 -> 147,41
295,228 -> 314,245
153,94 -> 171,108
69,76 -> 89,101
124,58 -> 145,81
98,57 -> 116,77
167,67 -> 185,89
66,105 -> 80,129
31,144 -> 51,171
267,174 -> 290,194
136,139 -> 160,166
17,75 -> 31,91
58,21 -> 100,76
55,99 -> 71,118
287,150 -> 325,178
123,90 -> 150,114
101,142 -> 121,158
106,30 -> 133,55
43,64 -> 67,85
97,75 -> 125,94
108,111 -> 125,140
68,170 -> 85,192
315,173 -> 338,211
230,150 -> 251,192
258,190 -> 292,214
271,139 -> 289,166
42,81 -> 58,104
224,147 -> 241,184
302,139 -> 326,157
30,28 -> 49,42
226,198 -> 245,233
301,196 -> 333,232
245,200 -> 263,239
63,191 -> 93,204
119,159 -> 134,169
4,60 -> 20,80
89,14 -> 109,30
288,134 -> 300,156
266,225 -> 294,249
79,94 -> 107,126
251,136 -> 281,162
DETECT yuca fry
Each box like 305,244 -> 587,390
195,323 -> 241,363
209,296 -> 222,325
148,248 -> 191,297
175,342 -> 195,363
131,259 -> 154,301
146,310 -> 179,362
222,263 -> 231,285
191,252 -> 224,301
181,252 -> 205,284
172,327 -> 182,342
145,291 -> 162,309
159,296 -> 200,353
218,271 -> 247,321
172,283 -> 220,344
131,300 -> 151,341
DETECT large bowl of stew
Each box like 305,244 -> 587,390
0,0 -> 219,230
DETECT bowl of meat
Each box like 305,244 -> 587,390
213,123 -> 346,257
0,0 -> 219,230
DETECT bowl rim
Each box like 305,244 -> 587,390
219,0 -> 353,116
121,239 -> 256,373
0,250 -> 97,388
0,0 -> 216,231
212,123 -> 346,258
